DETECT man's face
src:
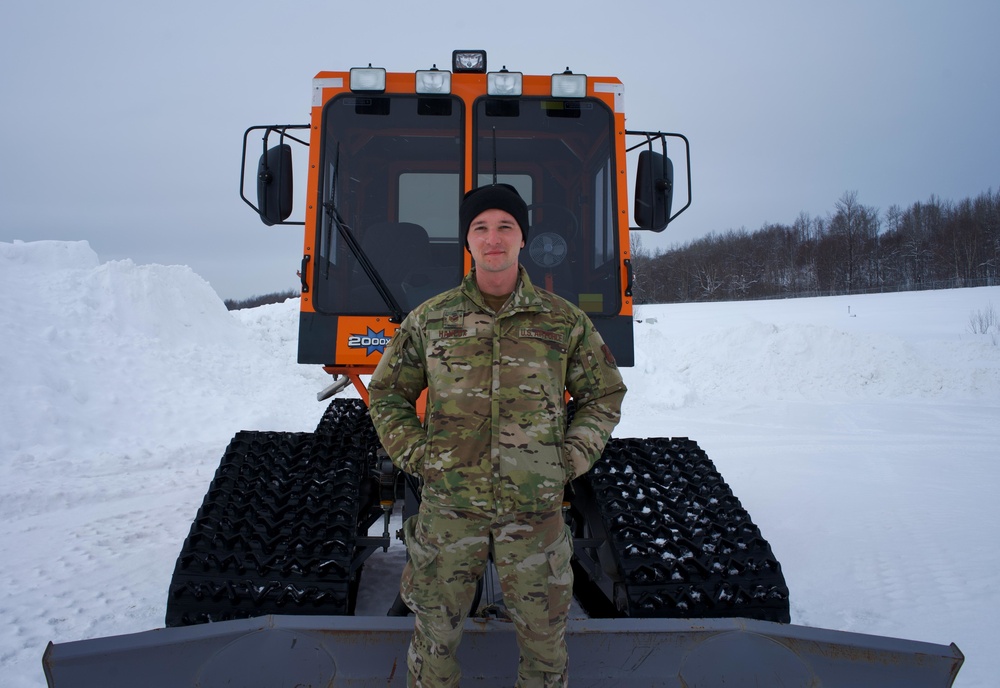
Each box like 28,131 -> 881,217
466,208 -> 524,275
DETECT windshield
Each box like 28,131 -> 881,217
312,93 -> 620,317
314,94 -> 465,314
475,96 -> 619,315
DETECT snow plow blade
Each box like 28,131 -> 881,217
44,615 -> 962,687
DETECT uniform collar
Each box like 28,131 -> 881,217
462,265 -> 547,314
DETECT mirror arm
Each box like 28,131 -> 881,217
626,130 -> 692,229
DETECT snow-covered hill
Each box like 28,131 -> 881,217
2,240 -> 998,687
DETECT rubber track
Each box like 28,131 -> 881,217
164,400 -> 379,627
578,437 -> 791,623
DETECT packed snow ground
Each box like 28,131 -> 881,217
2,239 -> 998,687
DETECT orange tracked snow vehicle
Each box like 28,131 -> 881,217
44,51 -> 963,687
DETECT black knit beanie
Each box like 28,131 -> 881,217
460,184 -> 530,248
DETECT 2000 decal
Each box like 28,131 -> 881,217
348,328 -> 392,356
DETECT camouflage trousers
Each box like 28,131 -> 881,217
400,507 -> 574,688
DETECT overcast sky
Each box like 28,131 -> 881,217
3,0 -> 997,299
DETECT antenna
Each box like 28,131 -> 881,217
491,127 -> 498,185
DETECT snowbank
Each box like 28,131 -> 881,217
1,240 -> 998,687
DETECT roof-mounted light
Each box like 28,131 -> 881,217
416,65 -> 452,94
350,65 -> 386,92
551,69 -> 587,98
487,68 -> 522,96
453,50 -> 487,73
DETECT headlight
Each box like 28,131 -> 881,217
452,50 -> 487,73
416,68 -> 452,94
551,70 -> 587,98
488,70 -> 523,96
350,66 -> 386,92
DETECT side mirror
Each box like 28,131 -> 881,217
257,144 -> 294,226
634,150 -> 673,231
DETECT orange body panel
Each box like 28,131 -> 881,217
332,316 -> 399,366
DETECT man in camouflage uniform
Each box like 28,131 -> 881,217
369,184 -> 626,687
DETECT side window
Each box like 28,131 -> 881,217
593,159 -> 614,269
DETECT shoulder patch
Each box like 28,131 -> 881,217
601,344 -> 618,368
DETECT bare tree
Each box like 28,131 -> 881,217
631,187 -> 995,303
972,189 -> 999,283
826,191 -> 880,292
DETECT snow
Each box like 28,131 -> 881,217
2,239 -> 998,687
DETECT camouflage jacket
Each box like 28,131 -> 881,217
369,266 -> 626,516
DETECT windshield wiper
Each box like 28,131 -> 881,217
321,200 -> 406,324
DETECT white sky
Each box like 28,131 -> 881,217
2,0 -> 998,298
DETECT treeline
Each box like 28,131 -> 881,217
631,189 -> 1000,303
224,289 -> 299,311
